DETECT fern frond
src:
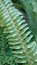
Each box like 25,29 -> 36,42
17,0 -> 37,42
0,24 -> 15,65
0,23 -> 15,65
0,0 -> 37,65
0,25 -> 9,65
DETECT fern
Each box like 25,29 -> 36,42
0,25 -> 9,65
0,0 -> 37,65
16,0 -> 37,42
0,22 -> 15,65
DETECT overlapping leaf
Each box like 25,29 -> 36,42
0,0 -> 37,65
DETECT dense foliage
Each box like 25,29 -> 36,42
0,0 -> 37,65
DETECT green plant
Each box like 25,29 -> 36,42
0,0 -> 37,65
15,0 -> 37,42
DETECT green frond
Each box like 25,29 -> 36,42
0,0 -> 37,65
0,25 -> 8,65
0,24 -> 15,65
16,0 -> 37,42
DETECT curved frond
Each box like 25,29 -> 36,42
0,0 -> 37,65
